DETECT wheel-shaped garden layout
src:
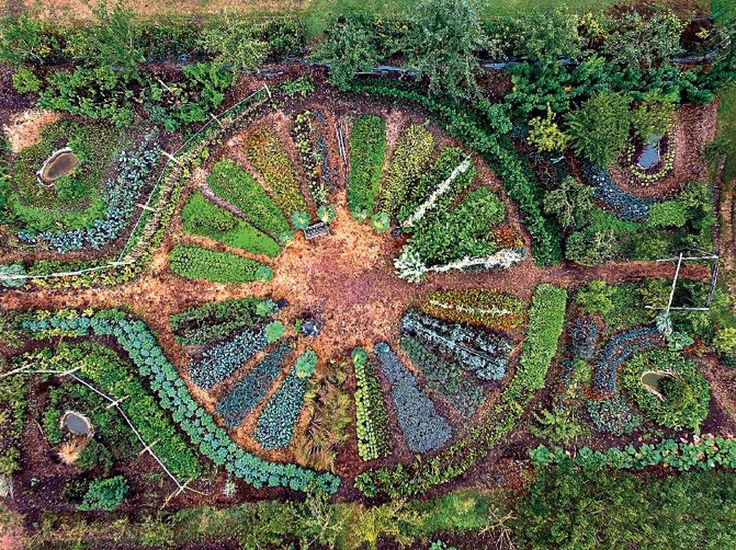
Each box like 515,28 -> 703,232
2,82 -> 722,502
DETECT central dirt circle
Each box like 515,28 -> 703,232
268,208 -> 423,359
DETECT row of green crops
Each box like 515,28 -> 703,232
347,115 -> 387,220
181,192 -> 281,258
207,158 -> 293,244
168,244 -> 273,284
20,310 -> 340,493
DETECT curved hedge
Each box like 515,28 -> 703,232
20,310 -> 340,493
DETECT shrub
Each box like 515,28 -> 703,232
566,91 -> 632,167
419,288 -> 525,332
543,176 -> 594,229
575,280 -> 615,315
170,298 -> 276,346
216,343 -> 293,428
78,476 -> 129,512
647,200 -> 688,229
11,66 -> 40,93
352,348 -> 391,461
400,335 -> 485,415
373,342 -> 451,454
189,326 -> 269,389
245,129 -> 306,216
207,159 -> 292,243
621,350 -> 710,431
379,124 -> 435,220
169,244 -> 272,284
254,362 -> 311,450
182,192 -> 281,258
714,328 -> 736,365
347,115 -> 386,220
528,107 -> 568,153
565,229 -> 618,266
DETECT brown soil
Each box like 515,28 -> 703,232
2,110 -> 62,154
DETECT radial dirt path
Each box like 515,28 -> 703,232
0,204 -> 712,367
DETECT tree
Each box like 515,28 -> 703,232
0,13 -> 53,65
498,7 -> 582,65
78,476 -> 129,512
543,176 -> 593,229
566,91 -> 632,166
601,8 -> 684,70
63,1 -> 144,77
199,16 -> 268,71
632,90 -> 677,140
404,0 -> 488,99
528,106 -> 569,153
311,17 -> 382,89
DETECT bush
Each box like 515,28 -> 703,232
565,229 -> 618,266
566,92 -> 632,167
207,159 -> 292,243
295,349 -> 317,378
587,397 -> 640,436
182,192 -> 281,258
347,115 -> 386,220
216,343 -> 293,428
11,66 -> 40,93
352,348 -> 391,461
374,342 -> 451,454
245,129 -> 306,216
169,244 -> 272,284
714,328 -> 736,365
78,476 -> 129,512
379,124 -> 435,220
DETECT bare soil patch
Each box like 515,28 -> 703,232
2,110 -> 62,154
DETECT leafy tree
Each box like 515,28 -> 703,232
0,13 -> 53,65
632,90 -> 677,140
404,0 -> 488,99
311,17 -> 382,89
576,279 -> 615,315
78,476 -> 129,512
199,17 -> 268,71
494,7 -> 582,65
543,176 -> 593,229
63,1 -> 144,78
528,106 -> 569,153
566,91 -> 632,166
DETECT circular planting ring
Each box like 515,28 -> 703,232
0,77 -> 721,502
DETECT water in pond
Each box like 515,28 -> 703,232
62,411 -> 91,435
636,134 -> 661,170
40,151 -> 79,182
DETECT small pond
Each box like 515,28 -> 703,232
640,371 -> 674,400
635,134 -> 661,170
38,148 -> 79,183
61,411 -> 92,436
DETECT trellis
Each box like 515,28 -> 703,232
645,248 -> 720,314
1,366 -> 203,505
